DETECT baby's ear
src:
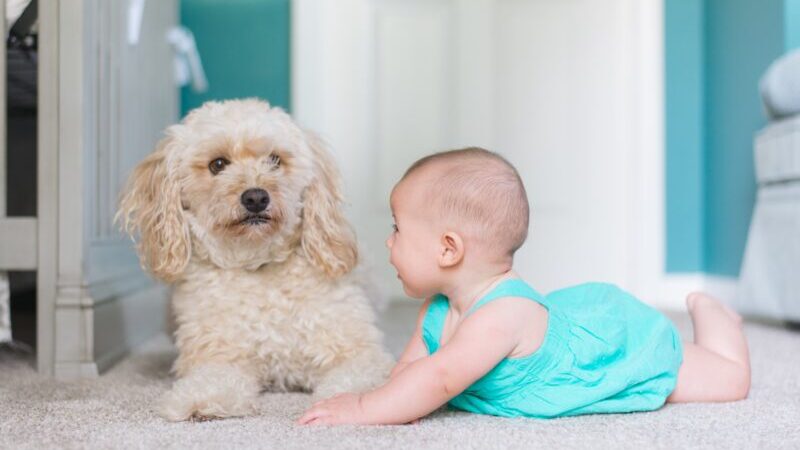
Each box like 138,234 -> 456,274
300,130 -> 358,278
439,232 -> 465,268
116,134 -> 191,282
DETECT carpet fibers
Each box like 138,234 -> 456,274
1,303 -> 799,449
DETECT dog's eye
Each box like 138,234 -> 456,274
209,158 -> 230,175
269,153 -> 281,168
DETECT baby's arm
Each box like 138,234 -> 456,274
298,301 -> 523,425
388,298 -> 432,380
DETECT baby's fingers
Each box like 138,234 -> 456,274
296,407 -> 328,425
308,416 -> 335,426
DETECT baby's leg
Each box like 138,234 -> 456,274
667,292 -> 751,403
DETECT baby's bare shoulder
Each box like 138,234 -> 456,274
463,297 -> 548,355
466,296 -> 547,331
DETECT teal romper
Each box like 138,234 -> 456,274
422,279 -> 683,418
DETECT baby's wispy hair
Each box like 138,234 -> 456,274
401,147 -> 530,256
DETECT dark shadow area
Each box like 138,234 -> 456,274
9,271 -> 36,350
5,1 -> 38,354
7,1 -> 38,217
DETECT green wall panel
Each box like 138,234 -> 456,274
180,0 -> 290,117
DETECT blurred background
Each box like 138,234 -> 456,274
2,0 -> 799,377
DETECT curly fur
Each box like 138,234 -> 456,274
117,99 -> 393,422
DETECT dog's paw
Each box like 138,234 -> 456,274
158,364 -> 260,422
189,412 -> 221,423
159,386 -> 258,422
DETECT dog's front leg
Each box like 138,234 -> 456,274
159,363 -> 260,422
313,347 -> 395,400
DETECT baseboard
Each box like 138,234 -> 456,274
630,274 -> 738,312
649,274 -> 739,311
646,274 -> 705,310
54,361 -> 99,379
702,275 -> 739,305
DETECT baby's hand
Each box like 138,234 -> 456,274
296,393 -> 366,425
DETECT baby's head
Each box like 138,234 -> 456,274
387,147 -> 529,297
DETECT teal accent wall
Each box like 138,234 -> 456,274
788,0 -> 800,49
704,0 -> 785,276
665,0 -> 796,276
665,0 -> 706,272
180,0 -> 291,117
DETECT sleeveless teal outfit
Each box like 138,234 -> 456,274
422,279 -> 683,418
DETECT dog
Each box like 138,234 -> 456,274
118,99 -> 394,421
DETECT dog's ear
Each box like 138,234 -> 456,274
300,131 -> 358,278
116,134 -> 191,282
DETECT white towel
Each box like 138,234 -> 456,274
760,49 -> 800,121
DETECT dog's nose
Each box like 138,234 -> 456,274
241,188 -> 270,213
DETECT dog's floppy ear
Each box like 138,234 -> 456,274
117,134 -> 191,282
300,131 -> 358,278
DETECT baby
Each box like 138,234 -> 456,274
298,147 -> 751,425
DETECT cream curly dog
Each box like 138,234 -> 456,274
118,99 -> 394,422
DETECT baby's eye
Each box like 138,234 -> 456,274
391,223 -> 399,233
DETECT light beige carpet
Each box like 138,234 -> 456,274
1,303 -> 799,449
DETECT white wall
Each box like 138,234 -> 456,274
294,0 -> 684,308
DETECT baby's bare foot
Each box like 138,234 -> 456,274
686,292 -> 743,326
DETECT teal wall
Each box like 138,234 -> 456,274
180,0 -> 291,117
788,0 -> 800,49
665,0 -> 706,272
704,0 -> 785,276
665,0 -> 796,276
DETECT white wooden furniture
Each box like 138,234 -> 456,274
1,0 -> 177,378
